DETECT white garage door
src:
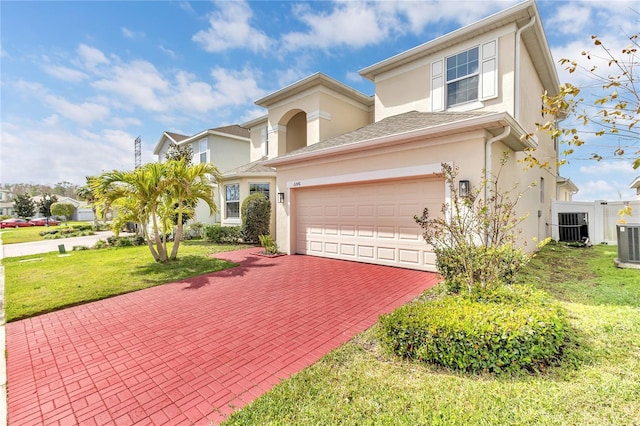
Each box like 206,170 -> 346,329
295,177 -> 444,271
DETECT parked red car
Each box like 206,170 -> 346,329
0,218 -> 34,228
29,217 -> 60,226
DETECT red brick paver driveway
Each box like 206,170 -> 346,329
7,248 -> 439,425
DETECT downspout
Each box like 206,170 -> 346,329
485,126 -> 511,202
514,16 -> 536,121
485,126 -> 511,246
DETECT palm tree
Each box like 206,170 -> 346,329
91,160 -> 220,263
165,159 -> 221,260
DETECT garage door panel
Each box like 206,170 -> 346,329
378,226 -> 395,239
295,178 -> 443,271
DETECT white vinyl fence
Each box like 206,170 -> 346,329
552,200 -> 640,245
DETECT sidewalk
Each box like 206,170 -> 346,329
1,231 -> 122,258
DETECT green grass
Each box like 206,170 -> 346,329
224,243 -> 640,425
0,221 -> 88,244
3,240 -> 246,322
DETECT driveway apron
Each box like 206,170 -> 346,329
6,248 -> 439,425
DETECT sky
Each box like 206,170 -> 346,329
0,0 -> 638,201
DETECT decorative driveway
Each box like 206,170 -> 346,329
6,248 -> 439,425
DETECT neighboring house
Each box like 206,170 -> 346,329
234,0 -> 564,272
557,176 -> 579,201
0,188 -> 14,217
154,125 -> 251,224
630,177 -> 640,200
31,196 -> 94,221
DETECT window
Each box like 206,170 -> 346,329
250,183 -> 270,199
260,126 -> 268,157
198,139 -> 207,164
446,47 -> 479,107
225,184 -> 240,218
540,177 -> 545,203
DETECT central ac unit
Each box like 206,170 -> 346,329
617,224 -> 640,264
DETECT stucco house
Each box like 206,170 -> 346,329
557,176 -> 579,201
630,177 -> 640,200
154,125 -> 251,224
227,0 -> 564,272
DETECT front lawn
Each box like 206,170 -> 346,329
0,221 -> 89,244
224,243 -> 640,425
3,241 -> 245,322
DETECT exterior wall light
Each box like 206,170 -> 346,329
277,192 -> 285,203
459,180 -> 470,198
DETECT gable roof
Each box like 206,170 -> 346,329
359,0 -> 559,95
264,110 -> 535,167
255,72 -> 373,109
165,132 -> 189,143
153,125 -> 250,156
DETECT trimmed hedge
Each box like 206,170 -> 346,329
203,224 -> 243,244
378,285 -> 569,374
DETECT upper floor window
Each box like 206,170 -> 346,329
446,47 -> 479,107
260,126 -> 268,157
198,139 -> 207,164
250,183 -> 270,199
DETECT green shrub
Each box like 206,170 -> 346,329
93,240 -> 108,249
435,244 -> 530,294
258,234 -> 279,255
72,245 -> 89,251
71,224 -> 93,231
203,224 -> 243,244
241,193 -> 271,243
378,285 -> 569,374
113,237 -> 133,247
185,222 -> 205,239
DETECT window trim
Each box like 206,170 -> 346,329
225,183 -> 240,219
446,46 -> 480,108
198,139 -> 207,164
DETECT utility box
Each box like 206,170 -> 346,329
58,244 -> 66,255
617,224 -> 640,264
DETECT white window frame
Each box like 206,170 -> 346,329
446,46 -> 480,108
431,39 -> 497,111
260,126 -> 269,157
225,183 -> 240,219
198,139 -> 207,164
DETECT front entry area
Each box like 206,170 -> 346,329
295,176 -> 445,271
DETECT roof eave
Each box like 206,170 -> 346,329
264,112 -> 533,167
255,72 -> 372,108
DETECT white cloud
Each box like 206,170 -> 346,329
545,4 -> 592,35
159,45 -> 177,58
281,1 -> 517,51
77,44 -> 109,69
43,65 -> 88,82
44,95 -> 110,125
122,27 -> 145,39
92,60 -> 169,112
0,123 -> 135,185
579,160 -> 637,176
209,67 -> 265,106
193,1 -> 272,52
572,178 -> 635,201
283,2 -> 391,50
